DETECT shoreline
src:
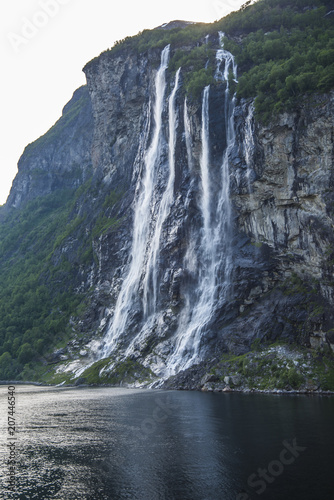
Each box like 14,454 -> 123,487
1,380 -> 334,396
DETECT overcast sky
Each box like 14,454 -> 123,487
0,0 -> 246,205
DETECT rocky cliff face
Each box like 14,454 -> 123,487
57,38 -> 334,384
3,31 -> 334,387
231,94 -> 334,353
6,85 -> 93,210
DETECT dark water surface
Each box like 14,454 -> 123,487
0,385 -> 333,499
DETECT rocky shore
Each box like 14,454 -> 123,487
161,343 -> 334,394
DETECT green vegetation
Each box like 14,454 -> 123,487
281,272 -> 310,296
218,0 -> 334,119
0,189 -> 84,380
89,24 -> 219,99
79,357 -> 153,385
222,3 -> 334,121
1,0 -> 333,383
209,342 -> 334,391
98,23 -> 212,58
169,44 -> 217,97
91,215 -> 120,238
216,0 -> 334,118
279,273 -> 326,326
313,352 -> 334,390
0,180 -> 122,381
90,0 -> 334,115
37,364 -> 76,386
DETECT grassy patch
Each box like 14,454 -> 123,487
312,353 -> 334,391
210,342 -> 334,391
80,357 -> 154,385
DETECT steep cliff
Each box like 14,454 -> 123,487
1,0 -> 334,390
5,85 -> 93,210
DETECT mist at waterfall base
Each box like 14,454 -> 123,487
1,386 -> 333,499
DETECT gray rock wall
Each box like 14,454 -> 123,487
80,42 -> 334,373
6,86 -> 94,209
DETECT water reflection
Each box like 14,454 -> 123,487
0,386 -> 333,499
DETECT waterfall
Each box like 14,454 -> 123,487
142,68 -> 181,317
200,86 -> 212,237
215,32 -> 237,87
244,101 -> 255,193
100,34 -> 239,378
243,100 -> 257,240
101,45 -> 170,356
184,97 -> 193,171
214,31 -> 237,292
166,86 -> 211,372
166,36 -> 238,374
211,30 -> 237,309
166,86 -> 216,373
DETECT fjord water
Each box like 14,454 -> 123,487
1,386 -> 333,499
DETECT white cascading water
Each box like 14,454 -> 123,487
244,101 -> 255,193
123,66 -> 182,360
166,86 -> 214,373
243,100 -> 258,241
210,31 -> 237,308
215,32 -> 237,86
100,33 -> 239,379
214,32 -> 238,301
200,86 -> 212,238
166,34 -> 238,374
142,68 -> 181,317
184,97 -> 193,172
101,45 -> 170,356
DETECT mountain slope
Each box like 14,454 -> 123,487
1,0 -> 334,390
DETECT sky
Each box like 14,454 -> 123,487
0,0 -> 247,205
